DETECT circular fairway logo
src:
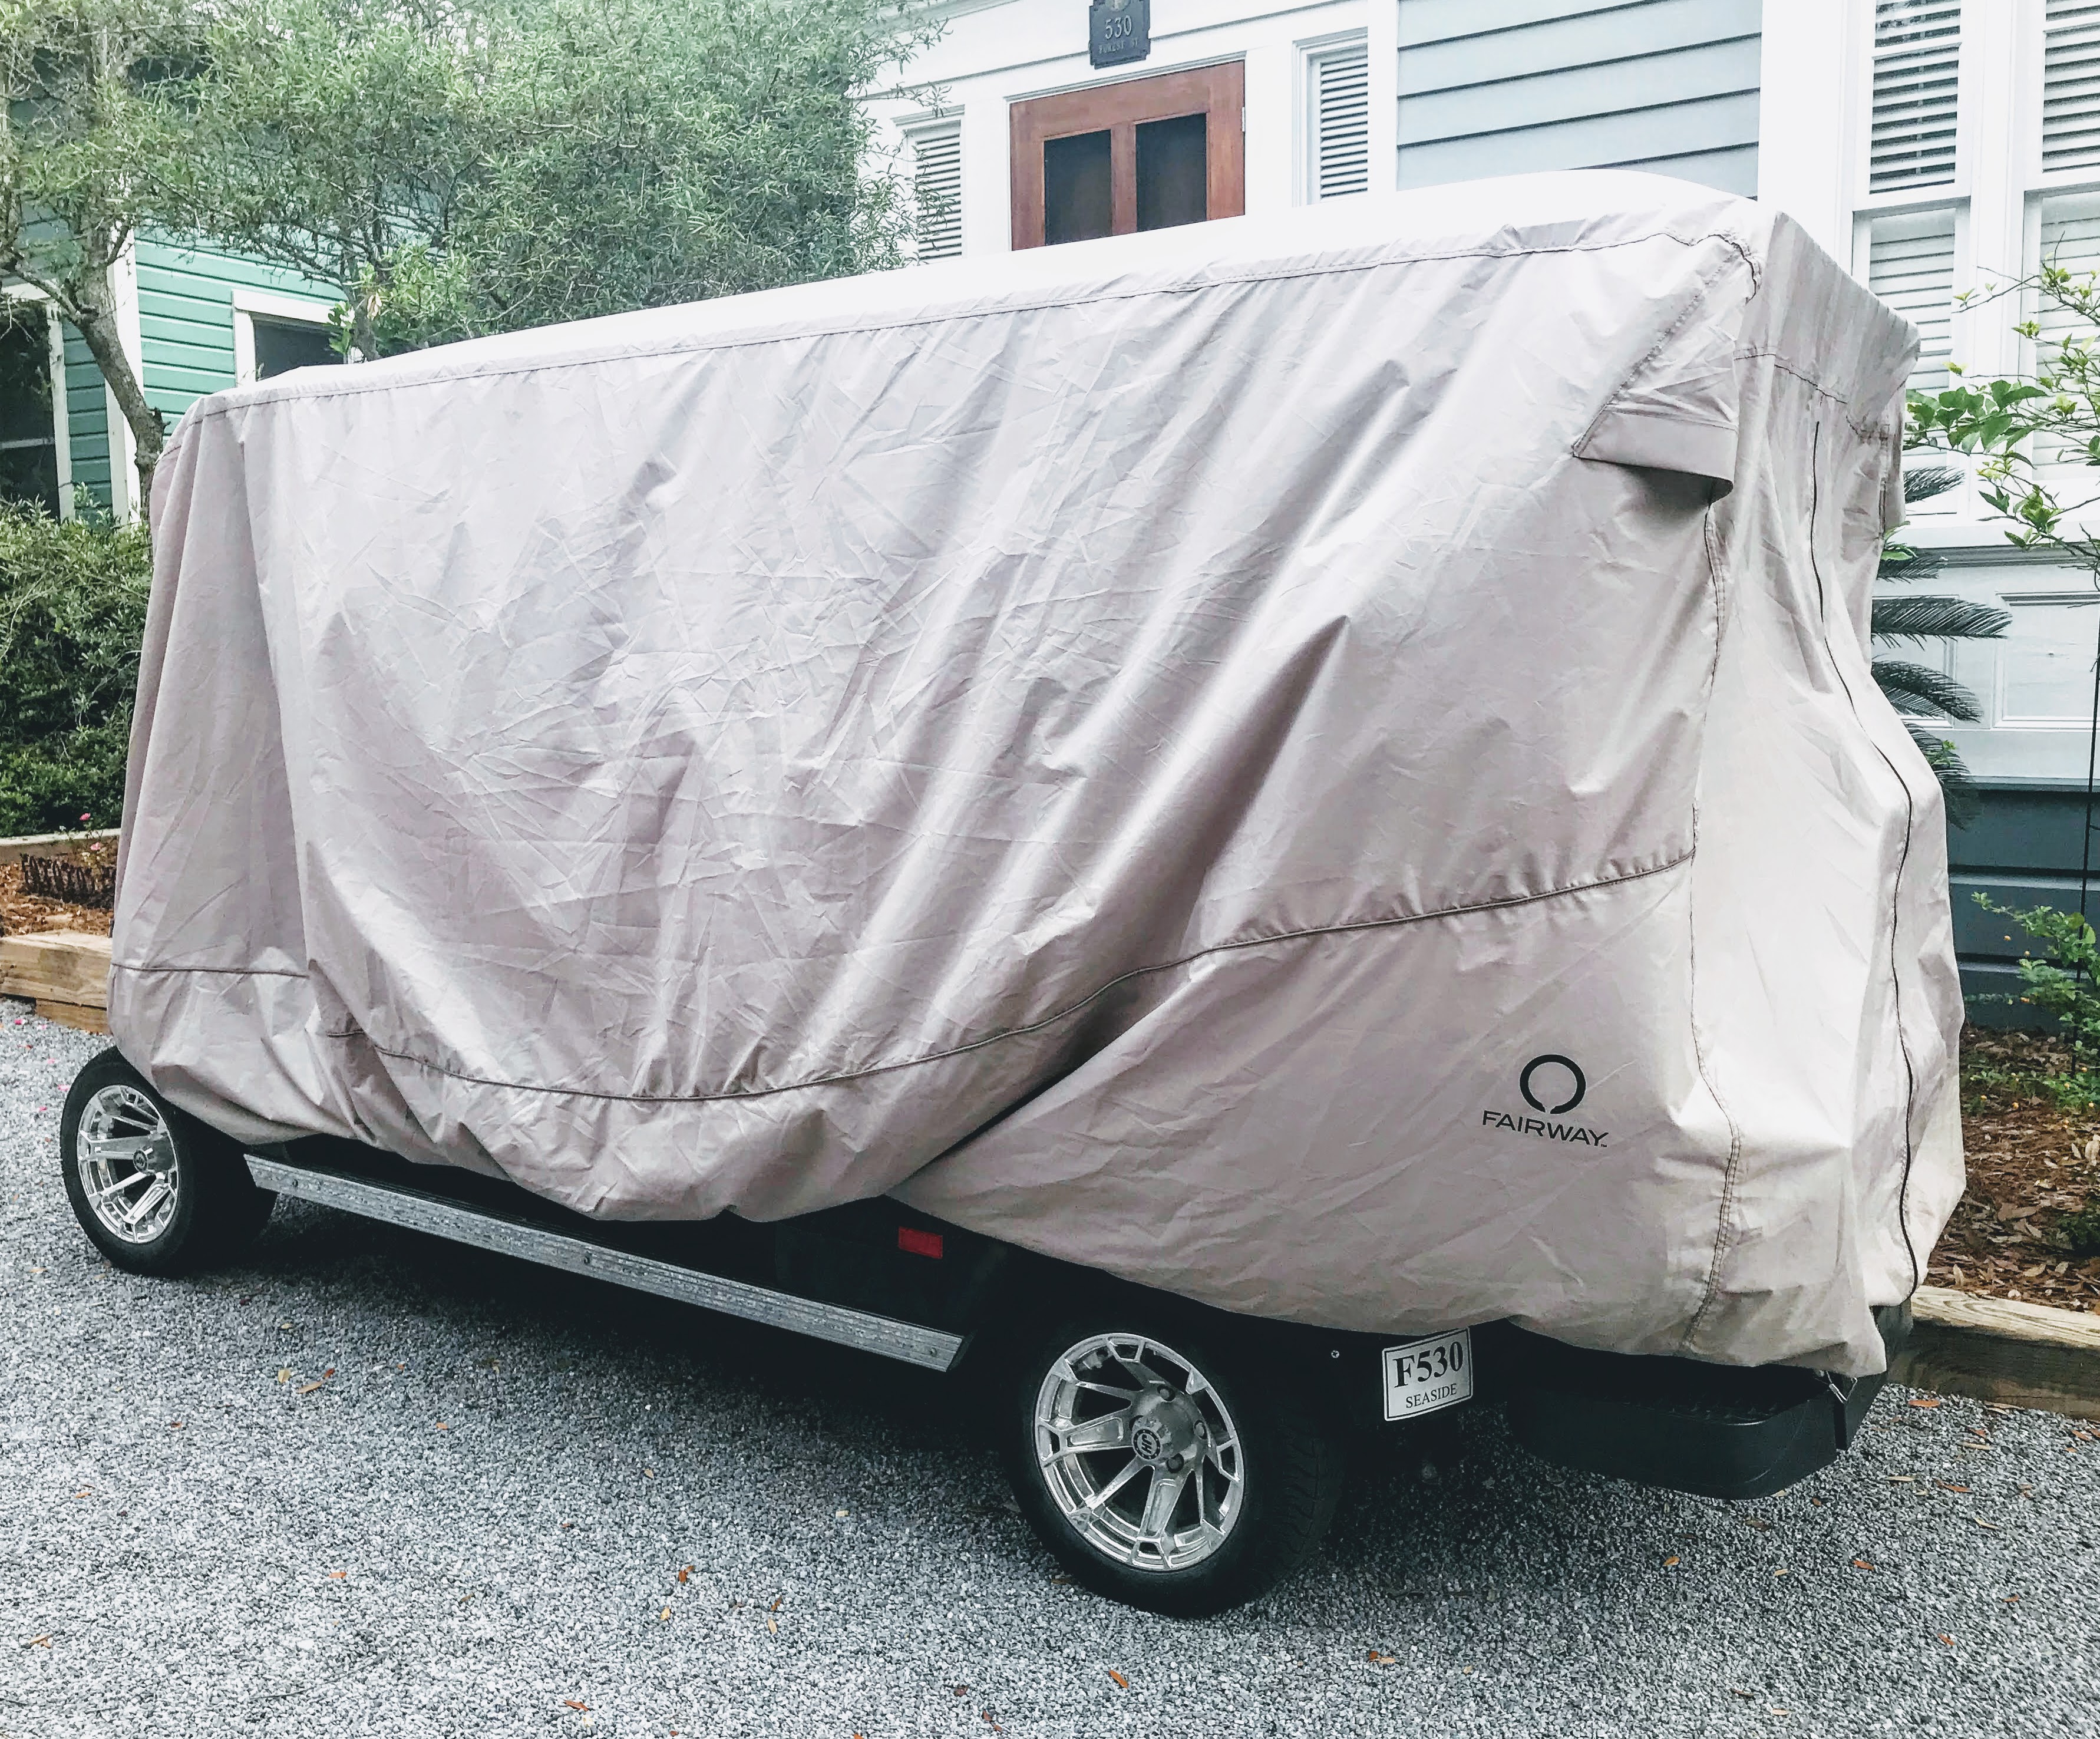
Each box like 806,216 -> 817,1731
1518,1054 -> 1587,1116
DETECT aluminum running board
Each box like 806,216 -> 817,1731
246,1155 -> 967,1372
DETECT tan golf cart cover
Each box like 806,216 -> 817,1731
114,172 -> 1962,1378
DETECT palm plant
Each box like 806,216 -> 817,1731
1872,464 -> 2010,823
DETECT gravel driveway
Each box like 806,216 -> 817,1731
4,1002 -> 2096,1738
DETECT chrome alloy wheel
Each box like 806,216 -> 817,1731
1033,1332 -> 1244,1573
75,1084 -> 181,1244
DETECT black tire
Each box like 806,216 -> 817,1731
995,1299 -> 1345,1617
60,1047 -> 273,1276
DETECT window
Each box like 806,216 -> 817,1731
1869,1 -> 1962,193
1307,37 -> 1369,202
2045,0 -> 2100,175
1867,208 -> 1959,392
232,289 -> 341,385
910,119 -> 963,261
0,300 -> 64,517
1009,62 -> 1245,250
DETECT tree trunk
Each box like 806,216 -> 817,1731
69,267 -> 164,527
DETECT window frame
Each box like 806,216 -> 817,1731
0,285 -> 72,520
232,287 -> 340,387
1008,60 -> 1246,250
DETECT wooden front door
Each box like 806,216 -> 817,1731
1009,62 -> 1246,250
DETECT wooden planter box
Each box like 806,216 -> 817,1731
0,932 -> 111,1034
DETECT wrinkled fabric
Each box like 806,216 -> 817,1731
114,172 -> 1960,1378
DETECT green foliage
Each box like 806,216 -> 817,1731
190,0 -> 937,357
2062,1200 -> 2100,1260
0,503 -> 151,834
1873,465 -> 2003,822
1972,894 -> 2100,1104
0,0 -> 229,508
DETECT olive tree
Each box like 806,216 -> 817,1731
0,0 -> 216,517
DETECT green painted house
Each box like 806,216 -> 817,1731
4,236 -> 341,520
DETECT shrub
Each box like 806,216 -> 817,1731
0,504 -> 151,836
1971,893 -> 2100,1107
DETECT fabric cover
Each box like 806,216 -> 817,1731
114,171 -> 1962,1378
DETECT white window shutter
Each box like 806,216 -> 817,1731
1868,209 -> 1957,393
2046,1 -> 2100,174
911,121 -> 963,262
1309,39 -> 1370,202
1870,1 -> 1962,193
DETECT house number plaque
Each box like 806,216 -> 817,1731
1089,0 -> 1150,68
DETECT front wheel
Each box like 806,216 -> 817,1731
996,1304 -> 1345,1616
60,1048 -> 273,1276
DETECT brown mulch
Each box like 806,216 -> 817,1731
0,854 -> 114,939
1937,1026 -> 2100,1314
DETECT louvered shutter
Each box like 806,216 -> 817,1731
1309,39 -> 1369,202
1870,1 -> 1962,193
912,121 -> 963,262
2046,1 -> 2100,174
1868,209 -> 1957,393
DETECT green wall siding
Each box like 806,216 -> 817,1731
49,236 -> 338,512
61,325 -> 111,507
135,236 -> 338,427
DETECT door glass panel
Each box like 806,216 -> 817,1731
1044,130 -> 1112,245
1136,112 -> 1208,232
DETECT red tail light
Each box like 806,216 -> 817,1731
897,1226 -> 944,1259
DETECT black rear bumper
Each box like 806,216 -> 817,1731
1495,1305 -> 1913,1500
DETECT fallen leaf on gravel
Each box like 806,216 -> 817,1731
297,1382 -> 324,1395
2005,1594 -> 2020,1603
1936,1483 -> 1971,1493
326,1570 -> 345,1580
1107,1669 -> 1130,1689
22,1636 -> 49,1648
1853,1559 -> 1873,1569
1939,1635 -> 1954,1646
434,1423 -> 448,1431
562,1699 -> 589,1711
1774,1568 -> 1789,1578
1908,1397 -> 1942,1409
71,1489 -> 90,1499
766,1619 -> 777,1635
1974,1518 -> 2002,1531
1887,1475 -> 1916,1483
769,1597 -> 781,1612
1662,1556 -> 1680,1567
1729,1688 -> 1753,1699
276,1370 -> 292,1384
1741,1516 -> 1773,1531
676,1566 -> 690,1585
1367,1652 -> 1396,1667
1050,1575 -> 1075,1586
949,1685 -> 969,1696
1771,1710 -> 1791,1717
659,1608 -> 670,1621
643,1470 -> 655,1479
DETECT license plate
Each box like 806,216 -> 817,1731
1381,1329 -> 1473,1422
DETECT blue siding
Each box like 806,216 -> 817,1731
1398,0 -> 1764,197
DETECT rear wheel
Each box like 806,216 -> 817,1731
996,1303 -> 1345,1616
60,1048 -> 272,1275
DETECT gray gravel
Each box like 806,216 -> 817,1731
3,999 -> 2097,1738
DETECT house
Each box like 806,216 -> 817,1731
871,0 -> 2099,1017
2,238 -> 341,522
